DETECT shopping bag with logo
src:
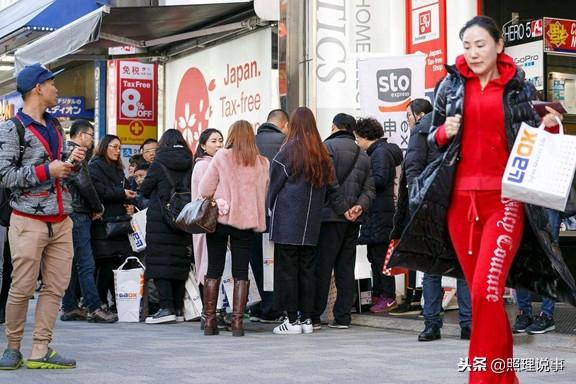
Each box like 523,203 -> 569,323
222,249 -> 262,307
262,233 -> 274,292
128,208 -> 148,253
382,239 -> 408,276
184,265 -> 203,321
114,257 -> 145,322
502,121 -> 576,211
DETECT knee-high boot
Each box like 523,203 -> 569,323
231,279 -> 249,337
203,278 -> 220,336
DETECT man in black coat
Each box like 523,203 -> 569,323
312,113 -> 375,329
250,109 -> 289,323
61,121 -> 118,324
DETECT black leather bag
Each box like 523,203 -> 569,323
175,198 -> 218,234
103,215 -> 133,238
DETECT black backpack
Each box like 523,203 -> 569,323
158,163 -> 192,232
0,118 -> 26,226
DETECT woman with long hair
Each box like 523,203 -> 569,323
192,128 -> 224,287
139,129 -> 194,324
198,120 -> 269,337
268,106 -> 335,335
392,16 -> 572,384
89,135 -> 136,310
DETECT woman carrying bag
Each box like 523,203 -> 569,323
139,129 -> 194,324
89,135 -> 136,310
198,120 -> 269,337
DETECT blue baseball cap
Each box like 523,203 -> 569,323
16,63 -> 64,94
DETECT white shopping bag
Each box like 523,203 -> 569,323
222,249 -> 262,307
184,265 -> 203,321
128,208 -> 148,253
262,233 -> 274,292
114,257 -> 145,322
502,121 -> 576,211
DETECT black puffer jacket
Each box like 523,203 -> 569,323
89,156 -> 132,260
66,141 -> 103,215
322,130 -> 375,222
390,63 -> 576,306
256,123 -> 285,162
140,146 -> 193,281
359,138 -> 402,245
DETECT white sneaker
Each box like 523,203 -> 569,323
273,318 -> 302,335
301,319 -> 314,334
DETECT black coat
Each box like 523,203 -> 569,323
322,130 -> 375,223
140,146 -> 193,280
256,123 -> 286,162
66,141 -> 103,215
359,138 -> 403,245
89,156 -> 132,260
390,64 -> 576,306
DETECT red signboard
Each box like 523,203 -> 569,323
544,17 -> 576,54
116,60 -> 158,144
406,0 -> 447,90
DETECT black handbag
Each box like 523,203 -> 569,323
103,215 -> 133,238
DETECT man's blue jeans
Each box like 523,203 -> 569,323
515,209 -> 560,318
422,274 -> 471,329
62,213 -> 102,312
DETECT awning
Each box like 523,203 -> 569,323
15,1 -> 258,72
0,0 -> 55,39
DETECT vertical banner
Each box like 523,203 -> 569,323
358,54 -> 425,152
116,60 -> 158,145
406,0 -> 447,92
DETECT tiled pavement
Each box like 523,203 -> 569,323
1,304 -> 575,384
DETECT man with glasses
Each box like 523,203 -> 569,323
60,120 -> 117,324
140,138 -> 157,164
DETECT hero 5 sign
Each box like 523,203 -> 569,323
116,61 -> 158,145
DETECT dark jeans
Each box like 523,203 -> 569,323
313,222 -> 360,325
96,258 -> 123,307
249,232 -> 279,319
206,224 -> 254,281
154,278 -> 185,312
62,213 -> 102,312
367,242 -> 396,298
273,244 -> 316,319
422,274 -> 472,329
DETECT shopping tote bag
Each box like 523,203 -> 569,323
114,257 -> 145,322
262,233 -> 274,292
128,208 -> 147,253
502,121 -> 576,211
184,265 -> 203,321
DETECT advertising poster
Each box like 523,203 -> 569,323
544,17 -> 576,54
503,19 -> 544,91
165,29 -> 272,151
406,0 -> 447,91
358,54 -> 425,152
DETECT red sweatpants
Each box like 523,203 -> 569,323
448,190 -> 524,384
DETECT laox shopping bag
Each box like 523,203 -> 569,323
183,265 -> 203,321
114,257 -> 145,322
128,208 -> 147,253
502,122 -> 576,211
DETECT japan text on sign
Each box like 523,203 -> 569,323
544,17 -> 576,53
46,97 -> 88,118
116,60 -> 158,145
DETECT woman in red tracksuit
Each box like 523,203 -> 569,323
433,17 -> 563,384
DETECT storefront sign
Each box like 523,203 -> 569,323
165,29 -> 272,151
503,19 -> 543,46
406,0 -> 447,90
358,54 -> 425,152
505,40 -> 544,91
544,17 -> 576,54
116,61 -> 158,145
0,92 -> 22,121
46,96 -> 90,118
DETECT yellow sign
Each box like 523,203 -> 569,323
547,21 -> 568,48
117,120 -> 157,145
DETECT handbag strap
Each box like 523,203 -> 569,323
339,145 -> 361,184
117,256 -> 146,271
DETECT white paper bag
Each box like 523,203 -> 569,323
502,122 -> 576,211
262,233 -> 274,292
222,249 -> 261,307
114,257 -> 145,322
184,265 -> 203,321
128,208 -> 148,253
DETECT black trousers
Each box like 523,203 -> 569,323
206,224 -> 254,281
249,232 -> 279,319
154,278 -> 185,312
313,222 -> 359,325
273,244 -> 316,319
367,243 -> 396,299
96,258 -> 123,307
